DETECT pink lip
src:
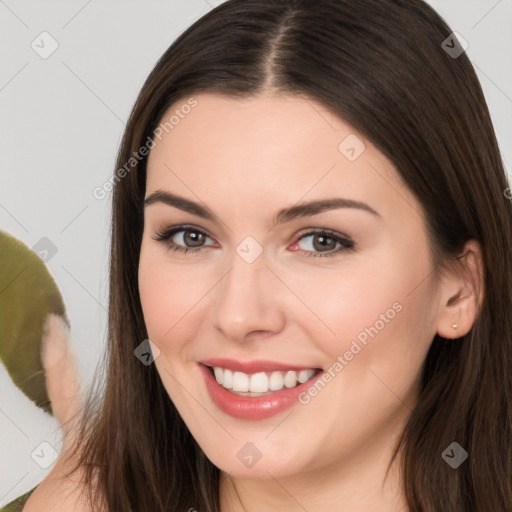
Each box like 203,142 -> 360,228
198,362 -> 323,420
200,357 -> 318,374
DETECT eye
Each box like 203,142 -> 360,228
152,225 -> 354,258
151,225 -> 216,254
291,229 -> 355,257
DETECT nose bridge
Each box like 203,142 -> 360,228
212,241 -> 284,341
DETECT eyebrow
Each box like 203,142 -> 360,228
144,190 -> 381,224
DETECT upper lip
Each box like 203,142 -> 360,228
200,358 -> 320,374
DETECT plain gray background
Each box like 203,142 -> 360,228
1,0 -> 511,504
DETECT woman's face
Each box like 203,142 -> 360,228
138,92 -> 442,480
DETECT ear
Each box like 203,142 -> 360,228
436,239 -> 485,339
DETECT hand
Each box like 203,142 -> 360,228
23,315 -> 93,511
41,313 -> 84,451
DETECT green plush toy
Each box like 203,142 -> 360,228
0,230 -> 70,511
0,230 -> 70,414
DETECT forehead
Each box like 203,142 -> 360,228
145,92 -> 419,223
149,92 -> 354,168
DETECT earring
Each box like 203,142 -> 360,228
452,323 -> 457,329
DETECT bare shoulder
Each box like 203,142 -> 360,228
23,453 -> 101,512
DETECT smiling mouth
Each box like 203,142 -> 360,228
205,365 -> 322,397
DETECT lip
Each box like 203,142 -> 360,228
198,362 -> 323,420
200,357 -> 319,374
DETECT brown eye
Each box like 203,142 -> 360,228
182,230 -> 206,247
294,230 -> 355,258
312,234 -> 338,251
152,226 -> 215,254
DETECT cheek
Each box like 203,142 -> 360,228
138,245 -> 212,350
298,240 -> 436,367
289,266 -> 401,349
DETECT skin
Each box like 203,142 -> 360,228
138,92 -> 484,511
25,91 -> 484,512
24,315 -> 90,512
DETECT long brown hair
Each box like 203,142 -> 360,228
64,0 -> 512,510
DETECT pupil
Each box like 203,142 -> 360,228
313,235 -> 335,251
185,231 -> 204,247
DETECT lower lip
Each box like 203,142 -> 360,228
198,363 -> 323,420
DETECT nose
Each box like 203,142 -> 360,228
211,247 -> 286,343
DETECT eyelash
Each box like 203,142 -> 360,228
151,225 -> 355,258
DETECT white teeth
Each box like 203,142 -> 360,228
268,371 -> 284,391
232,371 -> 249,392
298,369 -> 315,383
223,369 -> 233,389
284,370 -> 297,388
212,366 -> 317,393
213,367 -> 224,385
249,372 -> 268,393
